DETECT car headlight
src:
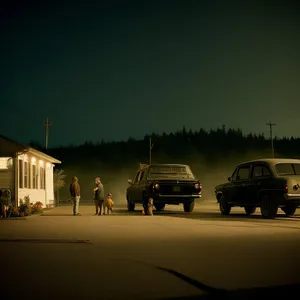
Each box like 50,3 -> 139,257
153,183 -> 160,190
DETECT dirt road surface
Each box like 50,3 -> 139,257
1,201 -> 300,299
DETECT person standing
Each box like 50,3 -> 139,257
93,177 -> 104,215
70,176 -> 81,216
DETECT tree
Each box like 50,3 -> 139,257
53,169 -> 66,204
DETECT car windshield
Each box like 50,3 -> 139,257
147,165 -> 195,179
275,163 -> 300,176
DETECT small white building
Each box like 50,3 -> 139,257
0,134 -> 61,208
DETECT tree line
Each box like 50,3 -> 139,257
29,126 -> 300,202
29,126 -> 300,170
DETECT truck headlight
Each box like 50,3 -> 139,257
153,183 -> 160,190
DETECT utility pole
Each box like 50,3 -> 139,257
266,121 -> 276,157
42,118 -> 52,151
149,137 -> 154,165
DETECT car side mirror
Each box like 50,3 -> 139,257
128,179 -> 133,185
227,177 -> 231,182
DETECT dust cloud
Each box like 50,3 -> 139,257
57,166 -> 137,205
56,148 -> 273,205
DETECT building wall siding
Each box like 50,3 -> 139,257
0,169 -> 13,189
0,157 -> 15,202
18,189 -> 46,206
46,164 -> 55,205
18,153 -> 48,207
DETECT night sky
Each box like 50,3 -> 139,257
1,0 -> 300,147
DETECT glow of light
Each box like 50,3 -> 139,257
0,157 -> 9,169
31,157 -> 36,163
39,160 -> 44,166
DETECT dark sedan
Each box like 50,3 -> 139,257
215,158 -> 300,219
126,164 -> 202,212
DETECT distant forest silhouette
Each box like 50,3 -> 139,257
28,126 -> 300,201
29,126 -> 300,169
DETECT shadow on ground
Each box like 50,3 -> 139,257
128,260 -> 300,300
117,208 -> 300,220
158,283 -> 300,300
41,214 -> 80,217
40,203 -> 300,227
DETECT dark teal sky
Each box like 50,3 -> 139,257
1,0 -> 300,147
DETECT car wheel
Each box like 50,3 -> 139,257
260,194 -> 278,219
154,203 -> 165,211
127,197 -> 135,211
219,195 -> 231,215
183,200 -> 195,212
281,205 -> 297,217
244,206 -> 256,215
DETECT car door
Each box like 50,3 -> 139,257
247,163 -> 273,205
225,168 -> 239,203
128,171 -> 141,202
135,169 -> 146,203
232,164 -> 252,204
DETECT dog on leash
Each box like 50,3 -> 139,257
104,193 -> 114,215
142,198 -> 153,216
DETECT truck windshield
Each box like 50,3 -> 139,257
275,163 -> 300,176
147,165 -> 195,179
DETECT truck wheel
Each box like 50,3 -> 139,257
244,206 -> 256,215
281,205 -> 297,217
183,200 -> 195,212
260,194 -> 278,219
219,195 -> 231,215
127,197 -> 135,211
154,204 -> 165,211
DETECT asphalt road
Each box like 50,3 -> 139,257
1,201 -> 300,300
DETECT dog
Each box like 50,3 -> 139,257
142,198 -> 153,216
104,193 -> 114,215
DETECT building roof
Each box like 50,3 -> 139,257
27,148 -> 61,164
0,134 -> 61,164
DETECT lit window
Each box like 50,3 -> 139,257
24,161 -> 29,188
32,164 -> 37,189
19,160 -> 23,188
39,166 -> 45,190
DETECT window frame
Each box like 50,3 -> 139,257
19,159 -> 23,188
39,166 -> 45,190
24,161 -> 29,188
236,164 -> 251,181
32,164 -> 37,189
251,163 -> 272,178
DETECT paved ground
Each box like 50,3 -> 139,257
1,201 -> 300,299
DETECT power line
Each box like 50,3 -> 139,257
41,117 -> 52,151
266,121 -> 276,157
